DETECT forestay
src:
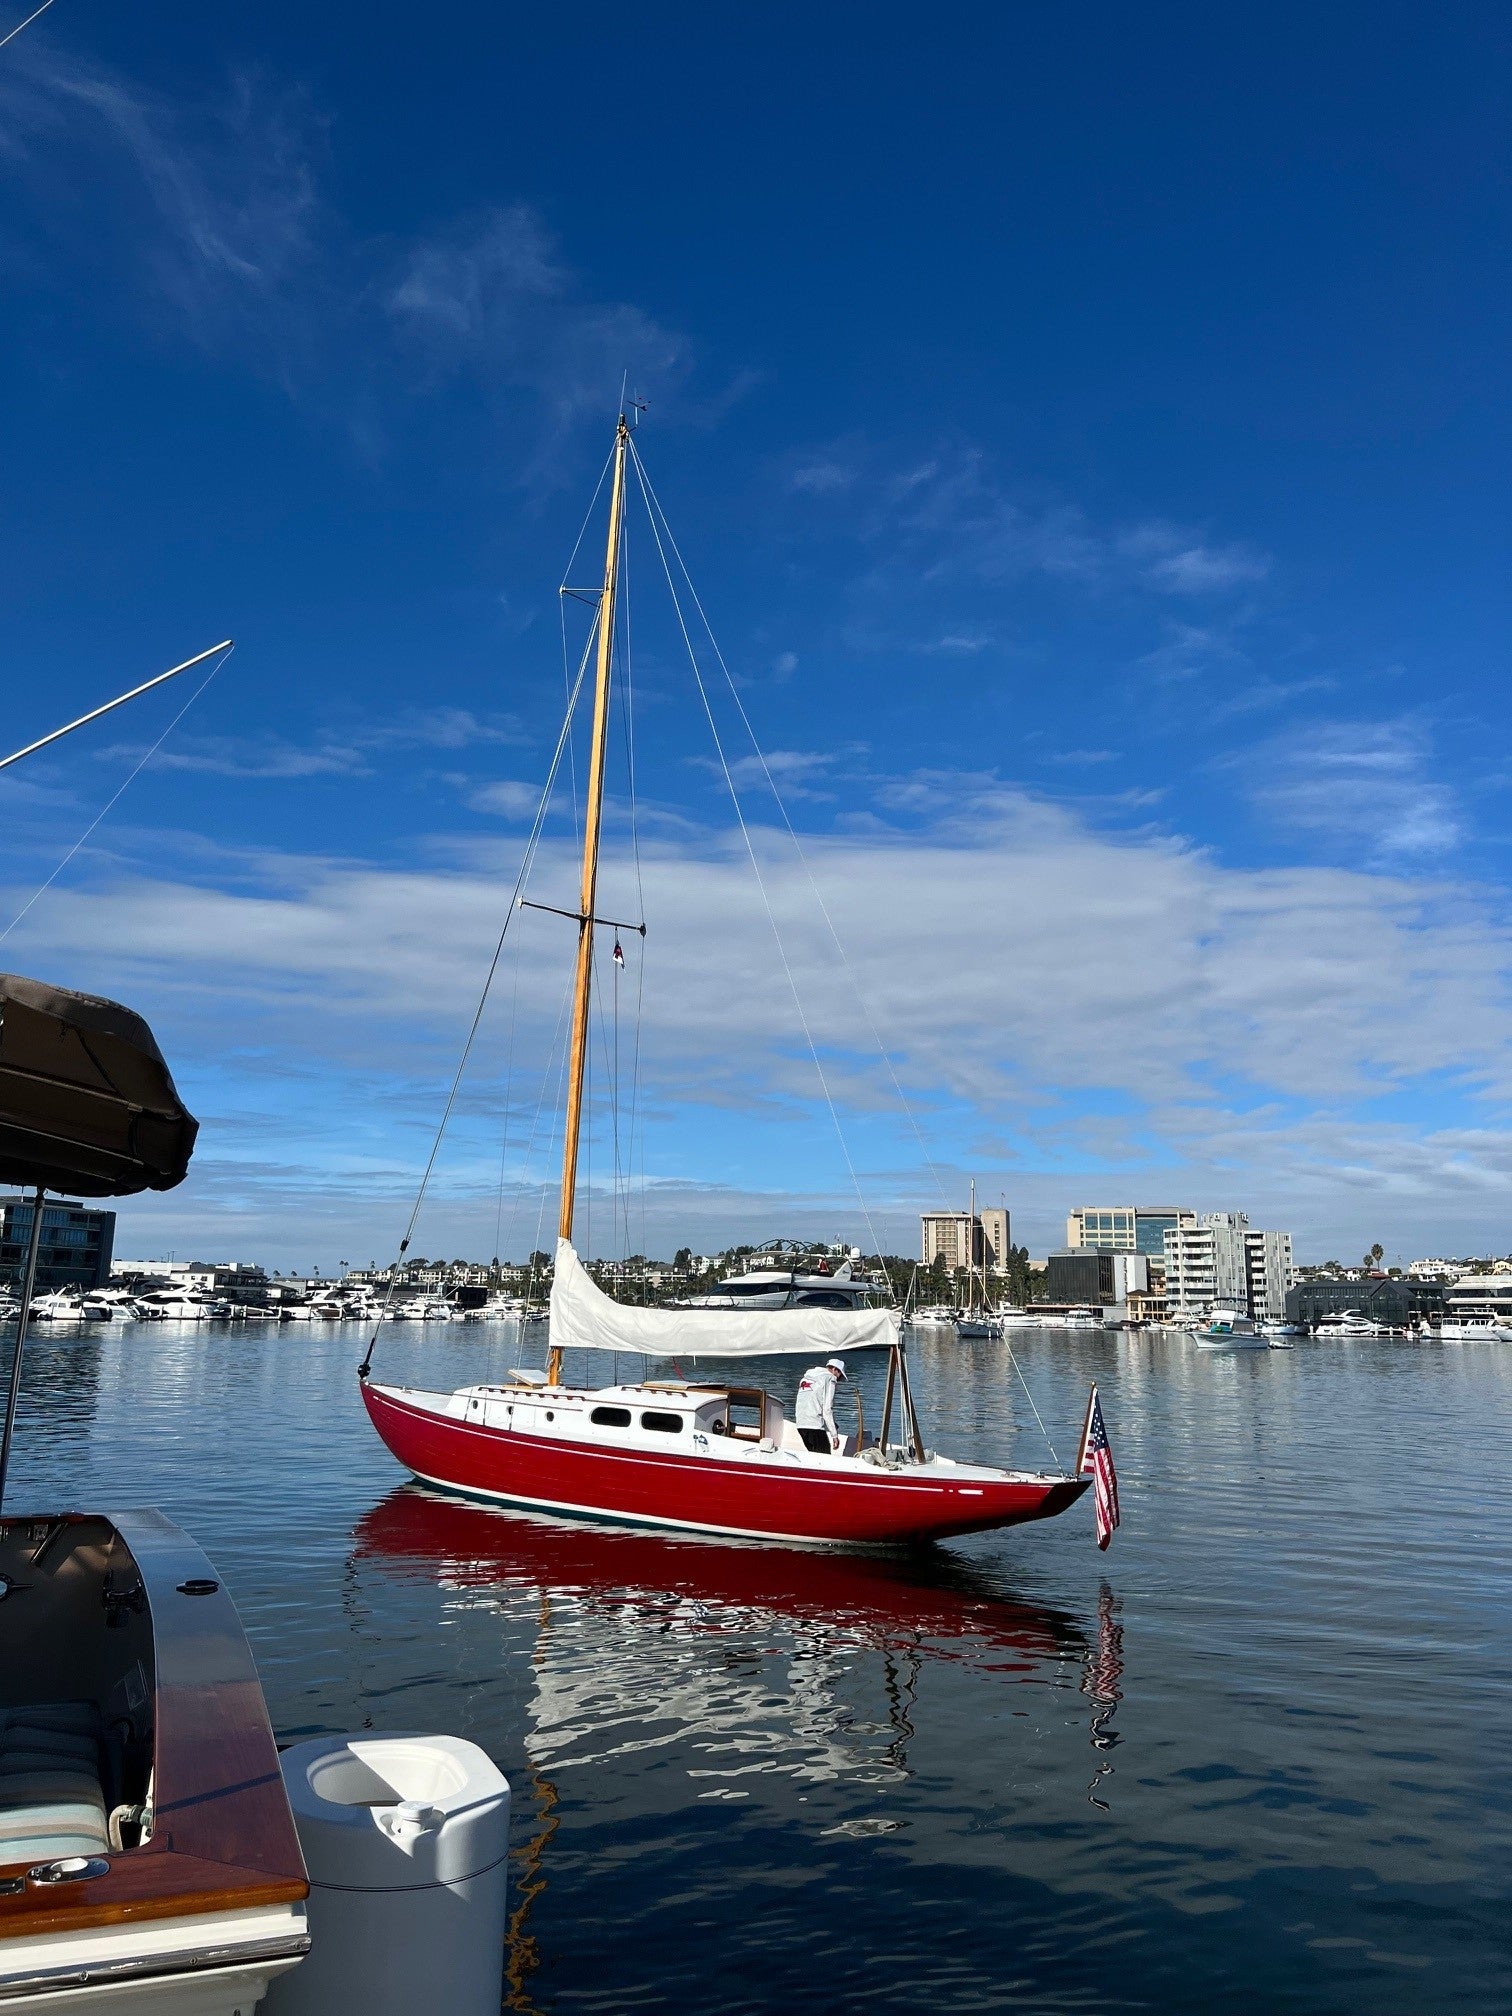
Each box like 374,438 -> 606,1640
549,1240 -> 899,1360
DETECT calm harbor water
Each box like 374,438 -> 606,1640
7,1317 -> 1511,2013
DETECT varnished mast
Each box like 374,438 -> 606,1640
549,415 -> 629,1379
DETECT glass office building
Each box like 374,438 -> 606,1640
1066,1206 -> 1193,1257
0,1197 -> 116,1291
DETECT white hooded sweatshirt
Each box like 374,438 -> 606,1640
795,1363 -> 840,1439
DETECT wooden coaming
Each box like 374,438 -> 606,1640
0,1508 -> 308,1941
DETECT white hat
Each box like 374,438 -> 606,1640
826,1357 -> 847,1379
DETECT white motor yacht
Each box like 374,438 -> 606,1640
476,1295 -> 529,1320
1313,1310 -> 1386,1338
680,1255 -> 880,1314
909,1305 -> 957,1327
133,1289 -> 229,1321
996,1306 -> 1041,1329
1195,1308 -> 1267,1349
26,1290 -> 90,1322
1437,1316 -> 1512,1342
1062,1306 -> 1101,1329
390,1295 -> 453,1322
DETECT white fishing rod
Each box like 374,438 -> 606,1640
0,641 -> 233,772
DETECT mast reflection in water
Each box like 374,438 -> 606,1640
351,1486 -> 1102,2009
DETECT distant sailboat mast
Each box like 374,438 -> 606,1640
548,414 -> 629,1383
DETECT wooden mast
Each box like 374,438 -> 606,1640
549,415 -> 629,1381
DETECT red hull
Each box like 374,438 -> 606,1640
361,1380 -> 1090,1547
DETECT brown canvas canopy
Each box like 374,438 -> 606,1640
0,972 -> 197,1197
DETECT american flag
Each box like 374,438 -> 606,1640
1077,1384 -> 1121,1551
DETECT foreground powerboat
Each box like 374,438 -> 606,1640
0,972 -> 311,2008
0,1510 -> 309,2008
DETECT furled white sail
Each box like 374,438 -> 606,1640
549,1240 -> 899,1360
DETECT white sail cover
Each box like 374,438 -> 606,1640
549,1239 -> 899,1360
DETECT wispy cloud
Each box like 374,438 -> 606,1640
387,204 -> 687,437
1249,717 -> 1460,864
0,52 -> 693,455
0,49 -> 325,351
785,439 -> 1274,612
468,780 -> 546,820
1116,520 -> 1270,594
690,748 -> 843,800
788,460 -> 855,495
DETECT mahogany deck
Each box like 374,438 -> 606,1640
0,1508 -> 308,1940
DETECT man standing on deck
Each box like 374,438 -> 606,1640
795,1357 -> 847,1453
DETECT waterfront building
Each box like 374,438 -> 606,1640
1286,1276 -> 1446,1329
1066,1205 -> 1195,1258
1244,1229 -> 1296,1321
1045,1250 -> 1148,1310
921,1206 -> 1011,1274
0,1195 -> 115,1292
1163,1213 -> 1249,1315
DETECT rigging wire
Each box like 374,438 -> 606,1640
502,958 -> 578,1291
628,443 -> 887,1263
557,437 -> 617,853
0,644 -> 233,946
631,451 -> 954,1216
491,931 -> 524,1265
617,509 -> 651,1276
628,441 -> 1065,1468
360,645 -> 591,1375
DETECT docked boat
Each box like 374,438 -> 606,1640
680,1252 -> 878,1314
0,1509 -> 311,2008
1314,1309 -> 1387,1338
0,972 -> 312,2007
360,416 -> 1094,1550
78,1288 -> 142,1322
909,1305 -> 957,1328
25,1290 -> 89,1323
997,1306 -> 1041,1329
1435,1316 -> 1512,1342
1062,1305 -> 1101,1329
133,1289 -> 229,1321
1194,1308 -> 1267,1349
388,1296 -> 453,1323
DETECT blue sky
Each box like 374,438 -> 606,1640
1,2 -> 1509,1267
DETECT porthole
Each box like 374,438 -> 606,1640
641,1410 -> 684,1434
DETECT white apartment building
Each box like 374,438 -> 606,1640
1162,1213 -> 1296,1318
1164,1213 -> 1250,1314
921,1207 -> 1011,1273
1244,1229 -> 1296,1321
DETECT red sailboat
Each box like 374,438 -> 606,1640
360,415 -> 1093,1549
